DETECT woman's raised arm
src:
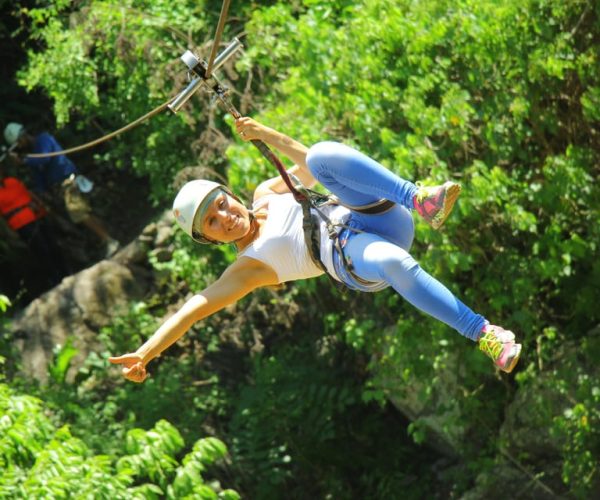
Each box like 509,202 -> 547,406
109,257 -> 278,383
234,117 -> 317,197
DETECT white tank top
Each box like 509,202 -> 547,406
239,193 -> 350,283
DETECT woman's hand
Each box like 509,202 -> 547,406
235,117 -> 269,142
109,353 -> 148,383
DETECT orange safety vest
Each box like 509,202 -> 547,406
0,177 -> 46,230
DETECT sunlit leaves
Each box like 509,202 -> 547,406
0,384 -> 238,498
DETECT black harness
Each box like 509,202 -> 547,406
292,177 -> 395,289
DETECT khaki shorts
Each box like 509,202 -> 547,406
62,176 -> 92,223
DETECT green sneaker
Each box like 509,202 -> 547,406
478,324 -> 522,373
414,181 -> 461,229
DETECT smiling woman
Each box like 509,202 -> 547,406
109,116 -> 522,383
173,180 -> 256,246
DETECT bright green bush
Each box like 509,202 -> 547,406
0,383 -> 239,499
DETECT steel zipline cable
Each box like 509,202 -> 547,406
205,0 -> 232,78
26,0 -> 233,160
24,0 -> 304,202
26,100 -> 171,159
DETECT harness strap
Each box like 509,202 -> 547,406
332,197 -> 396,215
211,88 -> 308,204
292,177 -> 383,290
300,199 -> 325,273
2,202 -> 38,221
298,189 -> 396,216
250,139 -> 306,203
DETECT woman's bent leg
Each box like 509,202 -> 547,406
344,232 -> 486,341
306,141 -> 418,209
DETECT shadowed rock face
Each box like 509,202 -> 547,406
11,260 -> 147,383
10,211 -> 173,383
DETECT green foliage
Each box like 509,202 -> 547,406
5,0 -> 600,497
547,334 -> 600,498
95,300 -> 229,445
230,348 -> 357,489
0,294 -> 11,314
557,399 -> 600,497
0,295 -> 20,382
0,383 -> 239,499
168,437 -> 240,499
0,385 -> 54,471
226,340 -> 437,499
230,0 -> 600,346
229,0 -> 598,494
47,337 -> 78,385
117,419 -> 185,490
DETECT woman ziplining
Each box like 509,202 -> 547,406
109,116 -> 522,383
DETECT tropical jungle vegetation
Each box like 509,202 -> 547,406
1,0 -> 598,498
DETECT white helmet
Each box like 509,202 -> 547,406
4,122 -> 24,146
173,180 -> 225,244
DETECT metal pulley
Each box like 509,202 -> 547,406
168,33 -> 302,201
168,37 -> 243,113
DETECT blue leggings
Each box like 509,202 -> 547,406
306,141 -> 486,341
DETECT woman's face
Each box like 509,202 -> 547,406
200,190 -> 252,243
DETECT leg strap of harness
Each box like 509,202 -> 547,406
328,196 -> 396,215
300,195 -> 380,291
291,174 -> 386,290
300,199 -> 346,291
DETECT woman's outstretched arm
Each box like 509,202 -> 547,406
109,257 -> 278,382
235,117 -> 317,196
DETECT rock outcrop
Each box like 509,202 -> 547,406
10,211 -> 175,383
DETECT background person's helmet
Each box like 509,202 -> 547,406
4,123 -> 24,146
173,180 -> 226,244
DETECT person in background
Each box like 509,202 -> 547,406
4,122 -> 120,258
0,162 -> 69,288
